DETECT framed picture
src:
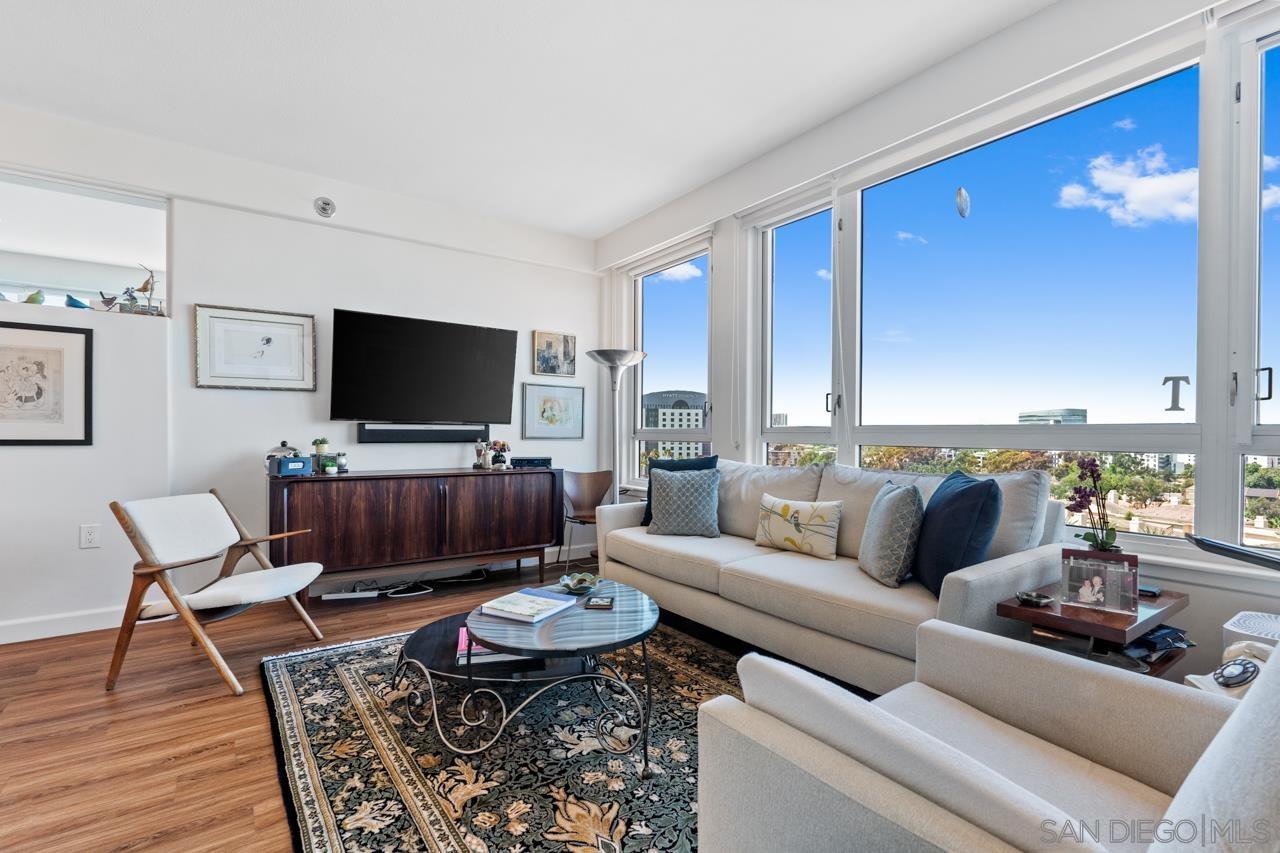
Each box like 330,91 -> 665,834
522,383 -> 584,439
1060,549 -> 1139,614
0,320 -> 92,445
532,330 -> 576,377
194,304 -> 316,391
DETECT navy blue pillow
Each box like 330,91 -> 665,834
914,471 -> 1003,598
642,455 -> 719,526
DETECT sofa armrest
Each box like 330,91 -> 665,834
698,695 -> 1019,853
915,620 -> 1238,796
595,501 -> 646,565
935,543 -> 1063,637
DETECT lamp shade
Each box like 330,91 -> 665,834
587,349 -> 646,369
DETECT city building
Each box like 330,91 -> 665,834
1017,408 -> 1088,425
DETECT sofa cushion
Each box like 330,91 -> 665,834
818,464 -> 1050,561
914,471 -> 1002,598
606,528 -> 766,593
718,551 -> 937,658
641,454 -> 718,526
755,492 -> 842,560
717,459 -> 822,539
737,654 -> 1101,853
876,682 -> 1169,853
858,482 -> 924,587
647,468 -> 721,537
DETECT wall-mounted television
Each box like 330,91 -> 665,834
330,309 -> 517,424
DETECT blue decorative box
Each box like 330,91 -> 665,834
270,456 -> 313,477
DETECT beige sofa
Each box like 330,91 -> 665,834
699,620 -> 1260,853
597,460 -> 1066,694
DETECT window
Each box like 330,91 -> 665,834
766,443 -> 837,467
860,67 -> 1199,426
862,446 -> 1196,540
1258,45 -> 1280,423
633,250 -> 711,478
764,208 -> 833,429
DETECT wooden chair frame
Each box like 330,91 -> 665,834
106,488 -> 324,696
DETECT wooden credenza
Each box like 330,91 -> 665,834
268,467 -> 564,602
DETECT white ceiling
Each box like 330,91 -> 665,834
0,1 -> 1057,239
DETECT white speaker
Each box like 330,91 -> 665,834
1223,611 -> 1280,647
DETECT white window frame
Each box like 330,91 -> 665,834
626,235 -> 714,483
749,191 -> 840,454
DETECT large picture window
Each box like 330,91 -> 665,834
860,67 -> 1199,426
1258,45 -> 1280,424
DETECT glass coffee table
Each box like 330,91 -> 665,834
393,579 -> 661,776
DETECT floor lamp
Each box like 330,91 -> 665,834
587,349 -> 646,506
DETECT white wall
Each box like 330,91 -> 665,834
0,302 -> 169,643
168,199 -> 602,575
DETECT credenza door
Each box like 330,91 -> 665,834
439,471 -> 559,557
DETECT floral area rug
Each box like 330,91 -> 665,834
262,624 -> 742,852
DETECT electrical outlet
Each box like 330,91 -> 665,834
79,523 -> 102,549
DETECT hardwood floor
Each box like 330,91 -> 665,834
0,568 -> 544,852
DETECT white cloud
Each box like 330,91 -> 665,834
1264,185 -> 1280,211
1113,117 -> 1137,131
655,261 -> 703,281
894,230 -> 927,244
815,268 -> 832,281
876,328 -> 914,344
1057,144 -> 1197,226
1265,154 -> 1280,172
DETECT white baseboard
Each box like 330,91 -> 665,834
0,543 -> 599,645
0,604 -> 125,645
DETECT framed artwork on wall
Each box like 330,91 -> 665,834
522,382 -> 584,439
532,330 -> 576,377
0,320 -> 92,445
194,304 -> 316,390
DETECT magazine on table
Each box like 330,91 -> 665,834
479,587 -> 576,623
455,626 -> 527,665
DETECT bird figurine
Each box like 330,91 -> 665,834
65,294 -> 91,309
98,291 -> 119,311
23,290 -> 45,305
0,290 -> 7,302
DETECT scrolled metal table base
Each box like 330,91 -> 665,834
393,640 -> 654,778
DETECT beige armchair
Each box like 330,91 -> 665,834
107,489 -> 324,695
699,620 -> 1275,852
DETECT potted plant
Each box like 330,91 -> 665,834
312,437 -> 330,455
1062,457 -> 1138,613
490,440 -> 511,470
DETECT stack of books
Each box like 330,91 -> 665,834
455,626 -> 526,665
479,588 -> 576,623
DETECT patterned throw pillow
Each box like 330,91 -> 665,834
755,492 -> 842,560
858,481 -> 924,587
647,468 -> 722,537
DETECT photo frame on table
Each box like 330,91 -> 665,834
194,304 -> 316,391
0,320 -> 93,445
522,382 -> 584,439
532,330 -> 576,377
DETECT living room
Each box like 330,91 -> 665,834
2,2 -> 1280,851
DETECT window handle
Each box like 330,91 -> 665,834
825,393 -> 832,413
1259,367 -> 1274,402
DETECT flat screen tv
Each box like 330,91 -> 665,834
330,309 -> 517,424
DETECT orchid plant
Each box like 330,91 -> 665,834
1066,457 -> 1118,551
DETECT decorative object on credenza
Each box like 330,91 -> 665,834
334,451 -> 349,472
587,348 -> 646,506
264,440 -> 299,470
269,454 -> 313,476
511,456 -> 552,469
311,437 -> 330,454
319,457 -> 338,475
522,382 -> 585,440
489,440 -> 511,469
0,320 -> 92,446
473,436 -> 487,469
194,304 -> 317,391
64,294 -> 91,309
532,329 -> 576,376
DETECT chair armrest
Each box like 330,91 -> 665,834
133,554 -> 221,575
595,502 -> 646,564
935,543 -> 1063,637
914,620 -> 1238,796
238,529 -> 311,546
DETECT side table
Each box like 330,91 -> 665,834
996,583 -> 1190,677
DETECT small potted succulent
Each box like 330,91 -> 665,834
312,437 -> 330,455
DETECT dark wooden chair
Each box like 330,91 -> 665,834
559,470 -> 613,571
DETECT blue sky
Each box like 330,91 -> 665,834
641,254 -> 710,398
1262,48 -> 1280,423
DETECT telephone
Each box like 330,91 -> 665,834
1185,641 -> 1272,698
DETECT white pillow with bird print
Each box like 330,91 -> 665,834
755,492 -> 843,560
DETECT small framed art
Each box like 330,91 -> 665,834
532,330 -> 576,377
194,304 -> 316,391
0,320 -> 92,445
522,383 -> 584,439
